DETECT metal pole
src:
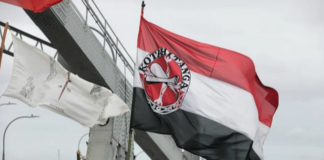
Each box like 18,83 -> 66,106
125,129 -> 133,160
134,151 -> 144,160
78,133 -> 89,151
77,133 -> 88,160
0,102 -> 16,107
76,150 -> 81,160
84,0 -> 89,26
2,114 -> 39,160
0,22 -> 9,73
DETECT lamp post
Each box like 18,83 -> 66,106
2,114 -> 39,160
77,133 -> 89,160
134,151 -> 144,160
0,102 -> 16,107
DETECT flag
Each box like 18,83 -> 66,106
131,16 -> 279,160
2,34 -> 130,127
0,0 -> 62,12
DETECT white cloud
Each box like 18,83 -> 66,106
285,127 -> 304,136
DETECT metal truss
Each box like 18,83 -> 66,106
80,0 -> 135,75
0,21 -> 57,57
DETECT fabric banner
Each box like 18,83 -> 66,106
3,34 -> 129,127
131,16 -> 279,160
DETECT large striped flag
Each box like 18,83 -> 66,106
131,16 -> 279,160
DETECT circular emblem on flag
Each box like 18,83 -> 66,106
138,48 -> 191,114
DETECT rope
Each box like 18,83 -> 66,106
58,72 -> 71,100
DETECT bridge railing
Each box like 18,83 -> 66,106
0,21 -> 57,58
69,0 -> 135,79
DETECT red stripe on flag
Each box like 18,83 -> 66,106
0,0 -> 62,12
137,16 -> 279,127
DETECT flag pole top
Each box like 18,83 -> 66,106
141,1 -> 146,15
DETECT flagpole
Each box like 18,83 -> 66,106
0,22 -> 9,74
125,2 -> 145,160
125,128 -> 133,160
141,0 -> 145,16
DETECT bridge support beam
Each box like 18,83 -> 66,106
24,1 -> 198,159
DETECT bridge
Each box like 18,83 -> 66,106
0,0 -> 200,159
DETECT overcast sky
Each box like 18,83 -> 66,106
1,0 -> 324,160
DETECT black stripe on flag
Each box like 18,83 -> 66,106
131,87 -> 261,160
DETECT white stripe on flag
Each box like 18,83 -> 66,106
133,49 -> 148,88
252,120 -> 270,159
181,71 -> 259,140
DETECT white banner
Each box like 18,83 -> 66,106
2,34 -> 129,127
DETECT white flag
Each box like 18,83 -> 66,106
2,34 -> 130,127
